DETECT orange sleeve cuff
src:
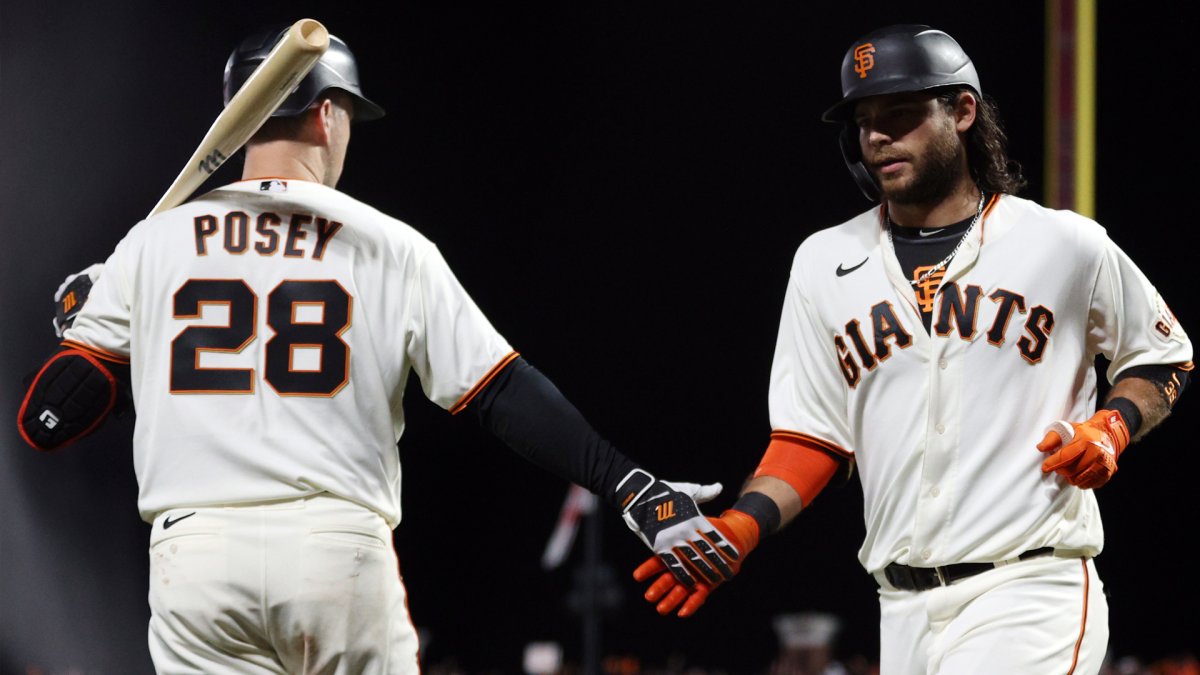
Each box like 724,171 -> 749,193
59,340 -> 130,364
752,434 -> 843,507
449,351 -> 520,414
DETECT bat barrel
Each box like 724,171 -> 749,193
293,19 -> 330,52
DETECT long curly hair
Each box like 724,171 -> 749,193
937,87 -> 1027,195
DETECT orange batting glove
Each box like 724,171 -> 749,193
631,509 -> 759,618
1037,409 -> 1131,490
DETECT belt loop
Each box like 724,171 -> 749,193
934,566 -> 947,586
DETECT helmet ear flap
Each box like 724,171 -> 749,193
839,124 -> 880,202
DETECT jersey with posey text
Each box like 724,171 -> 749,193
768,194 -> 1192,574
64,179 -> 513,526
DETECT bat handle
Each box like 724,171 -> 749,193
1044,420 -> 1075,443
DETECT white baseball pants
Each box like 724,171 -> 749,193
876,555 -> 1109,674
147,493 -> 419,674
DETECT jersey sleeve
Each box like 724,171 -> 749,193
1089,236 -> 1193,382
767,268 -> 854,457
61,237 -> 135,363
407,245 -> 515,411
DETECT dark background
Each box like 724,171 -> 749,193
2,2 -> 1195,673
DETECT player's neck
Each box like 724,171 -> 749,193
243,142 -> 334,187
886,181 -> 982,229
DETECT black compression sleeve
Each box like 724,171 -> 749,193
1113,364 -> 1191,407
464,357 -> 639,509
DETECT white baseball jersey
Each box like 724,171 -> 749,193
64,179 -> 514,526
769,193 -> 1192,574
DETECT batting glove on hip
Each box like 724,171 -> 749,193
1038,409 -> 1130,489
52,263 -> 104,338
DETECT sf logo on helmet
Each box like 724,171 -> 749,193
854,43 -> 876,79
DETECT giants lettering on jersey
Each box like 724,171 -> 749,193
835,281 -> 1056,387
193,212 -> 343,259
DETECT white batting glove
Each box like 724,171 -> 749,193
52,263 -> 104,338
616,469 -> 740,587
659,479 -> 723,505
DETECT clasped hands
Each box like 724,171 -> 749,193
620,470 -> 758,618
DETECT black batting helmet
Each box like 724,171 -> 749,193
823,25 -> 980,201
223,26 -> 385,121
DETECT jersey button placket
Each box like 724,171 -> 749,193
912,336 -> 962,563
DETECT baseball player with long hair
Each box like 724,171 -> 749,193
16,26 -> 733,674
628,25 -> 1192,674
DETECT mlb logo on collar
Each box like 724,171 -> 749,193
259,179 -> 288,193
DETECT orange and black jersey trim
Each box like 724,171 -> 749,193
60,340 -> 130,365
450,351 -> 520,415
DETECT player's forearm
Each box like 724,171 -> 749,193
740,476 -> 804,529
734,435 -> 846,535
465,356 -> 639,507
1105,366 -> 1190,441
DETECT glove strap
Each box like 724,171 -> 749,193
54,273 -> 95,338
717,509 -> 761,556
615,468 -> 656,513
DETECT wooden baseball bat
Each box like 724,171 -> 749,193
147,18 -> 330,217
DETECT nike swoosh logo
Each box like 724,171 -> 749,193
835,257 -> 869,277
918,228 -> 946,237
163,512 -> 196,529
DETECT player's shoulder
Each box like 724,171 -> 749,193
988,193 -> 1111,252
790,205 -> 881,275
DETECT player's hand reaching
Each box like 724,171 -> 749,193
1037,409 -> 1131,489
52,263 -> 104,338
631,509 -> 759,617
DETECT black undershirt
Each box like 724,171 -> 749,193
890,212 -> 977,333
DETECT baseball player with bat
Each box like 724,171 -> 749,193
17,26 -> 730,674
628,25 -> 1193,674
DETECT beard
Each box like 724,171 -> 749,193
873,127 -> 968,206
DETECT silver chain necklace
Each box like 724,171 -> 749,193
888,192 -> 986,287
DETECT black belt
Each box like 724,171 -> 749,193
883,547 -> 1056,591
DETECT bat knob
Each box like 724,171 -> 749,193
1043,420 -> 1075,443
